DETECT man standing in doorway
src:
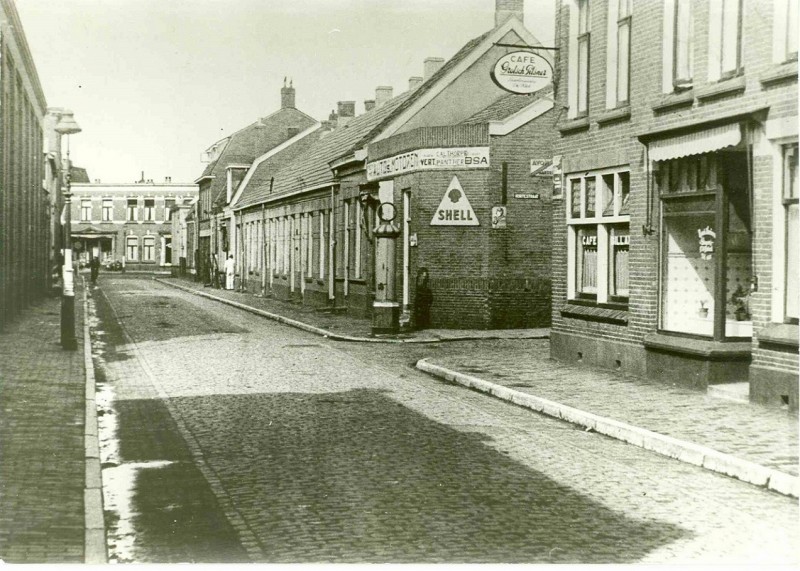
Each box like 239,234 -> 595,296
224,254 -> 235,290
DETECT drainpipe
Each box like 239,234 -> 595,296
329,185 -> 336,304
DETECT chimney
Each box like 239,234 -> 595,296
280,77 -> 296,109
287,126 -> 300,138
364,99 -> 376,112
423,57 -> 445,82
337,101 -> 355,127
165,176 -> 172,183
139,170 -> 145,183
495,0 -> 524,28
375,86 -> 393,108
408,76 -> 423,91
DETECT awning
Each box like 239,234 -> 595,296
648,123 -> 742,162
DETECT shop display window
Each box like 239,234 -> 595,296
658,151 -> 752,339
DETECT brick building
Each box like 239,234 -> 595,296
69,177 -> 197,271
193,81 -> 316,285
551,0 -> 797,408
231,0 -> 557,330
0,0 -> 49,329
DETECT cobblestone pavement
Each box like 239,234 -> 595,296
424,346 -> 799,477
90,276 -> 799,564
0,291 -> 86,563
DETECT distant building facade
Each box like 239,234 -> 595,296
69,177 -> 198,271
0,0 -> 49,329
551,0 -> 798,408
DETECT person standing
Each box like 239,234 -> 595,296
90,256 -> 100,285
224,254 -> 235,290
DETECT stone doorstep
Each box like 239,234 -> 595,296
707,382 -> 750,404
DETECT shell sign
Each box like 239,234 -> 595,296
491,51 -> 553,95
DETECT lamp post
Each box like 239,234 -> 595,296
55,110 -> 81,350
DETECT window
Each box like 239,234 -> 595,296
783,144 -> 799,322
673,0 -> 693,89
577,0 -> 591,115
354,199 -> 362,279
144,199 -> 155,221
142,236 -> 155,262
306,212 -> 313,278
127,199 -> 138,221
319,210 -> 326,279
616,0 -> 631,104
165,199 -> 175,221
774,0 -> 799,63
708,0 -> 743,81
567,169 -> 630,304
102,199 -> 113,221
126,236 -> 138,261
80,199 -> 91,222
787,0 -> 799,61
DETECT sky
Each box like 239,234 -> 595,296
15,0 -> 555,184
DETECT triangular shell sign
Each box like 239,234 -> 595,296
430,175 -> 479,226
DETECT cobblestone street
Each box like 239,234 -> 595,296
89,276 -> 799,564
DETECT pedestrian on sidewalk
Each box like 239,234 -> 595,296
225,254 -> 235,290
414,267 -> 433,329
90,256 -> 100,285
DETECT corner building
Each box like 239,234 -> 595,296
551,0 -> 798,409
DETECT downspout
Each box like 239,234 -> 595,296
329,185 -> 336,304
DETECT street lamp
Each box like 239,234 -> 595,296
55,110 -> 81,350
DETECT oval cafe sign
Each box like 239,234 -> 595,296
491,50 -> 553,94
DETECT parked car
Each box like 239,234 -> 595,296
103,259 -> 123,271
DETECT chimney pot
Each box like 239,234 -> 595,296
423,57 -> 445,82
375,86 -> 393,108
495,0 -> 524,28
408,76 -> 423,91
280,78 -> 296,108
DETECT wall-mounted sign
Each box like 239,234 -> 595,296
367,147 -> 490,181
431,176 -> 479,226
531,158 -> 555,177
514,193 -> 539,199
551,155 -> 563,198
491,206 -> 507,228
491,51 -> 553,95
698,226 -> 716,260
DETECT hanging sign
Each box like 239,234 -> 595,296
491,51 -> 553,95
698,226 -> 716,260
431,176 -> 479,226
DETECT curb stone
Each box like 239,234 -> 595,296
82,281 -> 107,563
154,278 -> 548,344
416,358 -> 799,499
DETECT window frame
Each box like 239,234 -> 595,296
616,0 -> 632,105
719,0 -> 743,79
143,199 -> 156,222
125,236 -> 138,261
782,142 -> 799,323
566,167 -> 631,307
80,199 -> 92,222
672,0 -> 694,90
127,199 -> 138,222
102,199 -> 113,222
142,236 -> 156,262
576,0 -> 591,117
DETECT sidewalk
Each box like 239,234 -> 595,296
155,276 -> 549,343
158,275 -> 798,498
0,282 -> 104,563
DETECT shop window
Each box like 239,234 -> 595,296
784,143 -> 799,322
127,199 -> 138,222
81,199 -> 91,222
673,0 -> 694,89
126,236 -> 138,261
658,151 -> 752,339
102,199 -> 113,222
567,169 -> 630,305
144,199 -> 155,222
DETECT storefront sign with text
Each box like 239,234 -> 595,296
491,51 -> 553,95
367,147 -> 490,181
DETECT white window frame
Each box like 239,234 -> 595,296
102,199 -> 113,222
708,0 -> 743,82
566,168 -> 631,304
142,236 -> 155,262
773,0 -> 799,64
306,211 -> 314,278
568,0 -> 591,118
662,0 -> 694,93
319,209 -> 326,279
126,236 -> 138,261
80,199 -> 91,222
354,199 -> 362,279
606,0 -> 631,108
165,199 -> 175,222
143,199 -> 155,222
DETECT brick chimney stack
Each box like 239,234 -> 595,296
337,101 -> 355,127
495,0 -> 524,28
408,76 -> 423,91
375,86 -> 393,108
364,99 -> 376,112
423,57 -> 445,82
281,77 -> 296,109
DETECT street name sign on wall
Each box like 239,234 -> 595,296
431,176 -> 479,226
491,51 -> 553,95
367,147 -> 490,181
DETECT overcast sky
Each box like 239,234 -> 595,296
16,0 -> 555,184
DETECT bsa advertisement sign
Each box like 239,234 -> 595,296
491,51 -> 553,95
367,147 -> 490,181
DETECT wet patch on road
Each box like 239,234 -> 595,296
170,388 -> 690,563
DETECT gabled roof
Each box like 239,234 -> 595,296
197,106 -> 317,208
462,86 -> 554,123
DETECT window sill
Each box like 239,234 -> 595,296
596,106 -> 631,126
757,322 -> 799,350
759,60 -> 798,87
643,332 -> 751,360
651,90 -> 695,113
695,75 -> 746,102
558,117 -> 590,134
560,302 -> 628,325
